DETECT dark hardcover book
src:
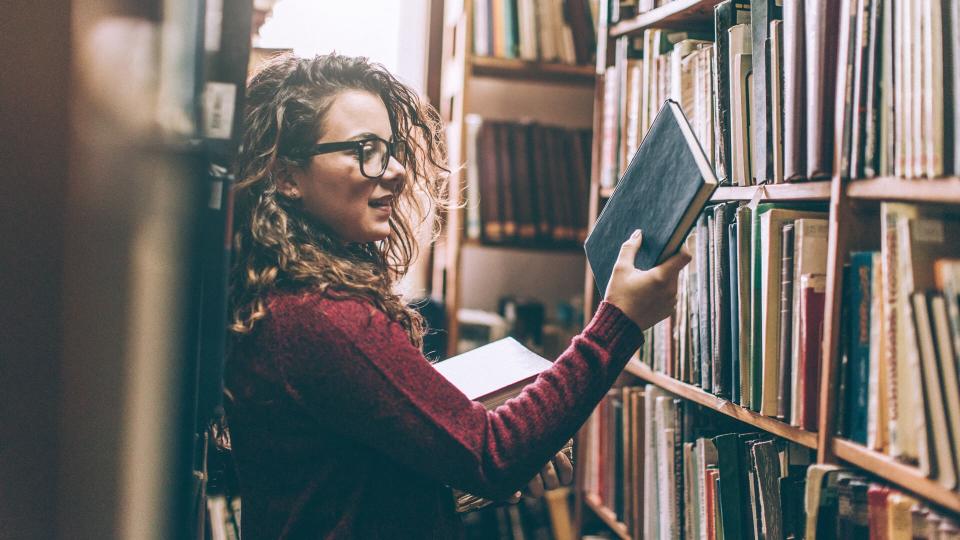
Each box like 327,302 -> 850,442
837,476 -> 870,540
477,120 -> 504,242
713,203 -> 737,398
845,252 -> 874,445
568,129 -> 592,242
861,0 -> 884,177
529,125 -> 555,242
798,274 -> 826,431
495,122 -> 518,240
752,440 -> 784,540
612,394 -> 623,519
805,0 -> 843,179
944,0 -> 957,175
707,208 -> 719,389
566,0 -> 595,65
814,469 -> 845,539
510,123 -> 537,241
729,220 -> 741,404
777,222 -> 796,421
714,1 -> 753,183
585,100 -> 718,296
698,209 -> 714,392
751,0 -> 783,184
713,433 -> 746,540
783,0 -> 807,181
834,0 -> 858,179
545,127 -> 573,242
779,474 -> 807,540
672,399 -> 686,540
849,0 -> 875,178
738,434 -> 766,540
835,264 -> 852,438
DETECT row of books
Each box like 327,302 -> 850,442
599,0 -> 960,191
582,385 -> 814,539
582,385 -> 960,539
461,492 -> 574,540
472,0 -> 599,66
807,465 -> 960,539
464,115 -> 592,246
836,203 -> 960,492
639,202 -> 830,429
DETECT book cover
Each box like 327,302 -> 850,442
477,120 -> 505,242
789,219 -> 828,425
804,465 -> 845,540
713,433 -> 745,540
736,205 -> 754,406
729,220 -> 742,404
770,19 -> 785,184
729,22 -> 754,185
845,251 -> 876,445
783,0 -> 807,181
585,100 -> 718,296
713,0 -> 750,182
433,337 -> 552,407
698,209 -> 714,392
750,0 -> 783,185
912,292 -> 958,489
752,439 -> 784,540
777,222 -> 796,421
509,123 -> 537,241
797,274 -> 827,432
529,125 -> 555,241
713,202 -> 737,399
929,293 -> 960,475
495,122 -> 518,240
465,115 -> 484,240
804,0 -> 843,179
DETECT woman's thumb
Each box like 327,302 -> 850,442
616,229 -> 643,268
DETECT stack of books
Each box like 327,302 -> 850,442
836,203 -> 960,490
639,201 -> 829,428
473,0 -> 599,65
463,115 -> 592,247
806,465 -> 960,537
598,0 -> 960,190
582,386 -> 814,539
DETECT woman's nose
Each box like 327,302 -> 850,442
380,155 -> 405,181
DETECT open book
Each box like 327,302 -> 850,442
433,337 -> 574,512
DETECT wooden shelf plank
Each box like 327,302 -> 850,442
610,0 -> 724,37
470,56 -> 596,84
583,493 -> 630,540
833,439 -> 960,514
600,181 -> 832,201
625,359 -> 819,449
712,181 -> 832,201
846,176 -> 960,203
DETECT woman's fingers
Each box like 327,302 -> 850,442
540,460 -> 560,490
552,451 -> 574,486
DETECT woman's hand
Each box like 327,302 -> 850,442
506,451 -> 574,502
603,230 -> 692,331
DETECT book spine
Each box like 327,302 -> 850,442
805,0 -> 843,179
777,223 -> 795,420
751,0 -> 782,184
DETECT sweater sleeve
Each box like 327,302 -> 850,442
265,293 -> 642,500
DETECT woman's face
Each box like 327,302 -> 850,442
284,90 -> 405,243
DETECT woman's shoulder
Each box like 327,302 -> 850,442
264,287 -> 387,335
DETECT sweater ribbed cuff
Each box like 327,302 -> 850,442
583,301 -> 644,360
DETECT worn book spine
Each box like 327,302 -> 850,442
713,434 -> 745,539
751,0 -> 783,185
805,0 -> 843,179
834,0 -> 859,179
495,122 -> 518,239
845,252 -> 874,445
798,274 -> 826,431
783,0 -> 807,181
777,223 -> 795,421
697,210 -> 714,392
736,206 -> 753,406
510,123 -> 537,241
862,0 -> 884,178
713,1 -> 751,182
712,204 -> 732,398
478,121 -> 504,242
849,0 -> 873,179
529,126 -> 554,242
729,220 -> 742,405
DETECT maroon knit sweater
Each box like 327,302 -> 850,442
224,289 -> 642,539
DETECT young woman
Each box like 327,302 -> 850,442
225,53 -> 689,539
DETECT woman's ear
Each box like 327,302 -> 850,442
275,164 -> 301,200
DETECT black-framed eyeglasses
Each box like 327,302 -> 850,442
297,136 -> 407,179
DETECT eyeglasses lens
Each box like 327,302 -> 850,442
360,139 -> 389,178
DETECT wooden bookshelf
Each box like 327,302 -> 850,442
625,358 -> 819,449
470,56 -> 596,84
600,181 -> 832,201
583,493 -> 631,540
610,0 -> 725,37
833,439 -> 960,514
846,176 -> 960,204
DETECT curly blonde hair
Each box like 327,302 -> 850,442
230,53 -> 451,348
